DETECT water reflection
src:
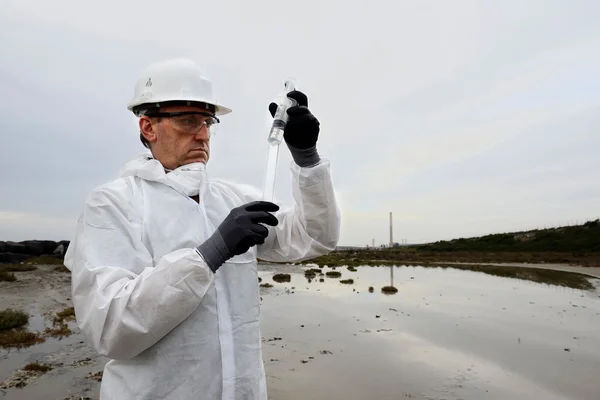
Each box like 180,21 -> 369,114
259,263 -> 600,400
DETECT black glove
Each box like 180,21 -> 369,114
269,90 -> 321,167
196,201 -> 279,272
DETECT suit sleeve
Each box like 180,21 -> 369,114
64,179 -> 214,360
255,158 -> 341,262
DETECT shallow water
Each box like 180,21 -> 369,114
259,265 -> 600,400
0,317 -> 105,399
1,264 -> 599,399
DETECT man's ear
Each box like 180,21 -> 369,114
139,117 -> 157,144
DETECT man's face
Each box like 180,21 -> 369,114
139,105 -> 216,170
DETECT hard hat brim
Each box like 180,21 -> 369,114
127,97 -> 232,116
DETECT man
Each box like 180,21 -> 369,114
63,58 -> 341,399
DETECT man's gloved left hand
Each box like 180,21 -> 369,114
269,90 -> 321,168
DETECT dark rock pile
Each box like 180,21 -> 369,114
0,240 -> 70,264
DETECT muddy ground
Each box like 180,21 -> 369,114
1,263 -> 599,399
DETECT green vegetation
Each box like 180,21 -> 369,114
26,256 -> 64,265
260,283 -> 274,288
301,220 -> 600,267
347,266 -> 357,272
0,308 -> 45,348
0,330 -> 45,349
0,309 -> 45,349
0,264 -> 37,281
325,271 -> 342,278
0,309 -> 29,330
419,219 -> 600,253
0,264 -> 37,273
0,271 -> 16,282
340,279 -> 354,284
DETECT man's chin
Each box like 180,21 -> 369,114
184,158 -> 207,165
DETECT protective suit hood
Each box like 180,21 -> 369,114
118,152 -> 207,196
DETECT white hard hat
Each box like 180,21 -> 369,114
127,58 -> 232,116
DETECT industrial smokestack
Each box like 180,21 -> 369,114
389,212 -> 393,247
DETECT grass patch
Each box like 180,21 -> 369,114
368,286 -> 374,293
382,286 -> 398,294
347,266 -> 357,272
54,265 -> 70,273
26,255 -> 64,265
303,243 -> 600,269
0,329 -> 45,349
0,264 -> 37,273
272,273 -> 291,283
260,283 -> 274,288
0,308 -> 46,349
0,271 -> 16,282
340,279 -> 354,284
0,309 -> 29,330
319,278 -> 324,282
23,362 -> 53,373
325,271 -> 342,278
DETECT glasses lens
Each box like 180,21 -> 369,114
172,114 -> 218,134
208,122 -> 218,137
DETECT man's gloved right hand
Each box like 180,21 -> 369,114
196,201 -> 280,272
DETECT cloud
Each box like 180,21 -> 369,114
1,0 -> 599,246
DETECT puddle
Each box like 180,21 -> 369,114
1,264 -> 598,399
259,265 -> 600,400
0,317 -> 106,399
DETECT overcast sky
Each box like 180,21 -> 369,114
1,0 -> 599,246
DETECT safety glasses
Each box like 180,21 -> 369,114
146,111 -> 220,136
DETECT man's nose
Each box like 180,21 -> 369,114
194,126 -> 210,141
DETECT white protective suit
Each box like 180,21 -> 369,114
64,152 -> 341,399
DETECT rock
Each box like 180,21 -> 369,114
0,240 -> 70,262
53,244 -> 65,257
0,252 -> 31,264
0,241 -> 27,254
19,240 -> 58,256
